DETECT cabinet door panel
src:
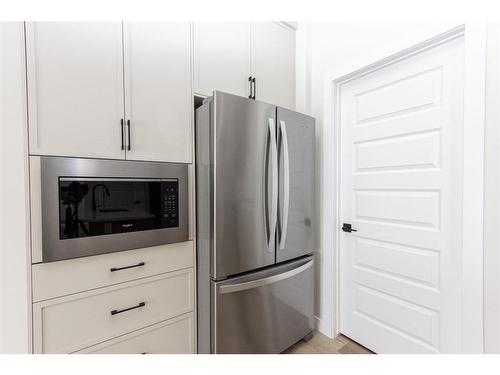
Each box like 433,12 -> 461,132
123,22 -> 192,163
194,22 -> 251,97
252,22 -> 295,109
26,22 -> 125,159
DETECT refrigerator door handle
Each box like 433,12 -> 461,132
279,120 -> 290,250
218,259 -> 313,294
267,118 -> 278,253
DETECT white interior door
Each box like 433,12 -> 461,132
123,22 -> 192,163
339,36 -> 464,353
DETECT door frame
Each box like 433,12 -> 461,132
321,24 -> 487,353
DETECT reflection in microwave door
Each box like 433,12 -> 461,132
60,181 -> 90,238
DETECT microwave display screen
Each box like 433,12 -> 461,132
58,178 -> 179,240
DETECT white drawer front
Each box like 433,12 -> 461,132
76,312 -> 195,354
33,268 -> 194,354
32,241 -> 194,302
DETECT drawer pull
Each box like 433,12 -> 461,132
110,262 -> 145,272
111,301 -> 146,316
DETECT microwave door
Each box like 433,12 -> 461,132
276,108 -> 316,263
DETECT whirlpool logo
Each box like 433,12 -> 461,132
122,223 -> 133,228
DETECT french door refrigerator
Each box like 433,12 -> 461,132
196,91 -> 315,354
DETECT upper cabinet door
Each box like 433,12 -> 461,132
26,22 -> 125,159
251,23 -> 295,109
123,22 -> 192,163
194,22 -> 252,98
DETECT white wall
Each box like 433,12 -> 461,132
484,22 -> 500,354
0,22 -> 32,353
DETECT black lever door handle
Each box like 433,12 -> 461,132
342,223 -> 357,233
111,302 -> 146,316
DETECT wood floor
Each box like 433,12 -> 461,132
283,332 -> 374,354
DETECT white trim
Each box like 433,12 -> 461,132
322,24 -> 486,352
461,23 -> 487,353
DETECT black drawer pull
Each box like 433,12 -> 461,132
110,262 -> 145,272
111,301 -> 146,316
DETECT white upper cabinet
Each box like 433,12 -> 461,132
25,21 -> 294,163
194,22 -> 252,98
251,22 -> 295,110
26,22 -> 126,159
123,22 -> 192,163
193,22 -> 295,109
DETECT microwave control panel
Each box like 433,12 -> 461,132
161,180 -> 179,228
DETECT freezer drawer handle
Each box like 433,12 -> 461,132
111,301 -> 146,316
218,260 -> 313,294
110,262 -> 145,272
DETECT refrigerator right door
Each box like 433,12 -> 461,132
276,108 -> 316,263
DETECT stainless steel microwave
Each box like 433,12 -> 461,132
30,156 -> 189,263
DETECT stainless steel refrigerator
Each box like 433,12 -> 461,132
195,91 -> 315,354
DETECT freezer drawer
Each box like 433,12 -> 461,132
211,255 -> 314,353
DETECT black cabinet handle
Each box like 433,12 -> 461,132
110,262 -> 145,272
342,223 -> 357,233
111,301 -> 146,316
252,77 -> 256,100
127,119 -> 131,151
120,119 -> 124,150
248,76 -> 253,99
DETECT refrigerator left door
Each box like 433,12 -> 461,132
212,91 -> 277,279
212,255 -> 314,353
